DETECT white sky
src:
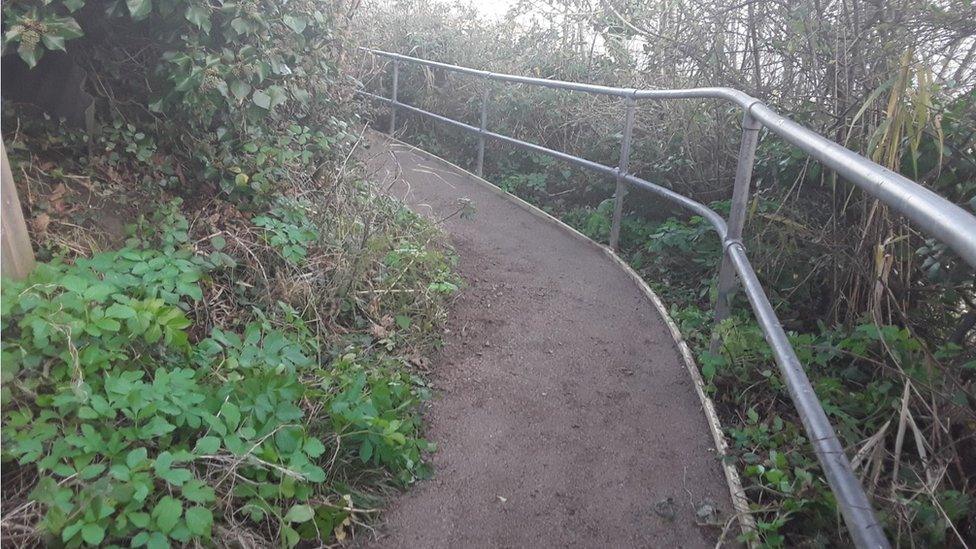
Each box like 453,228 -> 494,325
470,0 -> 517,19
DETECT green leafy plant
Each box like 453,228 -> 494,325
1,0 -> 461,544
1,212 -> 438,546
2,6 -> 83,67
252,199 -> 319,264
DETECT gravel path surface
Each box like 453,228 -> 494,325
361,133 -> 733,548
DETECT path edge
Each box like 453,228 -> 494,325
373,131 -> 756,540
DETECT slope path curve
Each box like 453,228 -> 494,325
361,133 -> 733,548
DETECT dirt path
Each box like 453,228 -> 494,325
361,134 -> 733,548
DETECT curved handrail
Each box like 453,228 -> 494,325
357,90 -> 731,237
357,47 -> 976,548
363,48 -> 976,267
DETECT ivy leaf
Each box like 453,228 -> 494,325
230,17 -> 250,35
81,523 -> 105,545
41,34 -> 67,52
126,0 -> 152,20
238,45 -> 257,59
229,80 -> 251,102
174,70 -> 199,92
252,90 -> 271,110
185,506 -> 213,536
292,88 -> 311,104
151,496 -> 182,533
283,504 -> 314,523
265,85 -> 287,108
184,4 -> 211,32
282,15 -> 307,34
52,17 -> 84,39
63,0 -> 86,12
253,86 -> 288,110
256,61 -> 269,82
270,58 -> 292,76
16,40 -> 40,68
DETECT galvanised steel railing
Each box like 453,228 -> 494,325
358,47 -> 976,549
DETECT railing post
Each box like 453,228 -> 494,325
710,111 -> 761,353
389,59 -> 399,136
1,141 -> 35,280
610,95 -> 636,250
476,76 -> 490,177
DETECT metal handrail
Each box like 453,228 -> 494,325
357,47 -> 976,548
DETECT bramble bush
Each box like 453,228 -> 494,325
252,198 -> 320,264
1,197 -> 449,546
3,0 -> 350,205
1,0 -> 460,546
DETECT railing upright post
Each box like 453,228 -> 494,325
389,59 -> 399,136
476,76 -> 490,177
1,141 -> 36,280
710,111 -> 761,353
610,95 -> 636,250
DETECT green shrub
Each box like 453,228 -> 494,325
1,0 -> 461,545
252,199 -> 320,264
1,202 -> 442,546
2,0 -> 353,205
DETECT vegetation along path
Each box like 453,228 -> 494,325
361,133 -> 734,547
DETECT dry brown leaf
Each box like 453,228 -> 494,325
370,324 -> 388,339
32,213 -> 51,234
50,183 -> 69,201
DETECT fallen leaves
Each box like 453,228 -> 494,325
31,212 -> 51,234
